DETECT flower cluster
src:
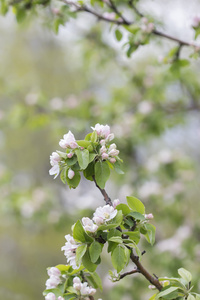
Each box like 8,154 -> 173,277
91,123 -> 119,164
45,267 -> 62,289
49,152 -> 61,179
82,203 -> 118,233
73,277 -> 96,298
61,234 -> 80,269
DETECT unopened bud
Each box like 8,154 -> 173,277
145,213 -> 154,220
67,152 -> 74,158
102,152 -> 109,160
68,169 -> 75,179
110,158 -> 116,164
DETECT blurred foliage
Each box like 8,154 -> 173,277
0,5 -> 200,300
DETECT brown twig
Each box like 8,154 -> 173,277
130,251 -> 163,291
92,175 -> 112,206
119,268 -> 140,279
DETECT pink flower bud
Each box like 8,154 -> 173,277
100,146 -> 107,154
113,199 -> 120,208
102,153 -> 109,160
145,213 -> 154,220
68,169 -> 75,179
67,152 -> 74,158
100,139 -> 106,146
110,158 -> 116,164
45,293 -> 56,300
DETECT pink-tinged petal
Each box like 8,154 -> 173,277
49,165 -> 60,178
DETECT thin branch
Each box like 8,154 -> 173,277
107,0 -> 130,25
61,0 -> 124,25
119,268 -> 140,280
92,175 -> 112,206
62,0 -> 199,50
130,251 -> 163,291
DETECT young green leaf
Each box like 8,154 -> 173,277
82,249 -> 97,272
128,211 -> 145,221
115,29 -> 123,41
144,224 -> 156,245
188,294 -> 196,300
75,244 -> 87,266
111,245 -> 127,273
89,241 -> 102,263
155,287 -> 179,299
178,268 -> 192,283
73,220 -> 93,243
87,271 -> 103,291
95,160 -> 110,189
127,196 -> 145,214
116,204 -> 130,215
75,149 -> 89,170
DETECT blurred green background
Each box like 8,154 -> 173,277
1,4 -> 200,300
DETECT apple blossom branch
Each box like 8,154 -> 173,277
92,178 -> 163,292
61,0 -> 199,52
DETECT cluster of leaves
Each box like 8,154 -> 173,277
151,268 -> 200,300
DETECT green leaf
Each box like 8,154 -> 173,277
111,245 -> 127,273
66,170 -> 81,189
63,294 -> 77,300
82,249 -> 97,272
89,241 -> 102,263
89,153 -> 97,163
0,0 -> 8,15
87,271 -> 103,291
115,29 -> 123,41
76,140 -> 91,147
124,24 -> 140,34
113,160 -> 124,174
116,204 -> 130,215
55,264 -> 71,272
83,162 -> 94,181
109,236 -> 123,244
60,167 -> 67,184
178,268 -> 192,283
73,220 -> 93,243
155,287 -> 179,299
75,244 -> 87,266
195,28 -> 200,39
75,149 -> 89,170
43,288 -> 63,297
125,231 -> 140,244
128,211 -> 145,221
66,156 -> 77,166
127,196 -> 145,214
188,294 -> 196,300
16,8 -> 26,23
144,224 -> 156,245
95,160 -> 110,189
193,293 -> 200,300
91,130 -> 97,142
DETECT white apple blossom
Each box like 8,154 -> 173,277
73,277 -> 96,296
49,164 -> 60,179
61,234 -> 80,269
91,124 -> 110,139
45,292 -> 56,300
59,131 -> 78,149
68,168 -> 75,179
57,297 -> 65,300
46,276 -> 61,289
82,217 -> 98,233
47,267 -> 61,277
93,205 -> 117,225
